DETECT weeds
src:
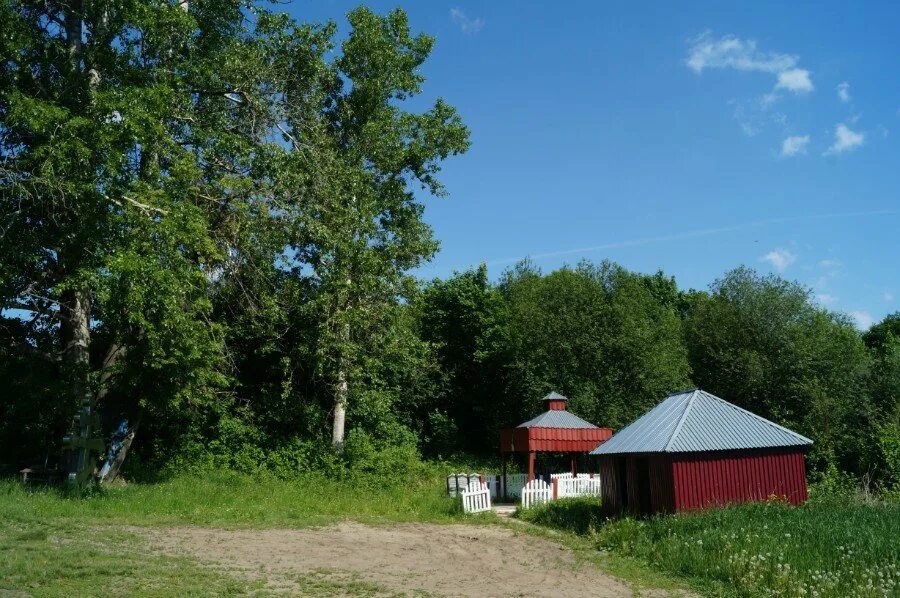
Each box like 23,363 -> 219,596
522,495 -> 900,597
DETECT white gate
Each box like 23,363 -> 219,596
521,479 -> 551,509
505,473 -> 527,498
461,481 -> 492,514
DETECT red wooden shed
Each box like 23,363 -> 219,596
500,391 -> 612,490
591,389 -> 813,516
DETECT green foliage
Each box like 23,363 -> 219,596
683,267 -> 873,475
0,0 -> 896,494
418,264 -> 507,454
498,261 -> 692,430
874,421 -> 900,489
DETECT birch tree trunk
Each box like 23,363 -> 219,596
332,365 -> 348,451
331,272 -> 352,452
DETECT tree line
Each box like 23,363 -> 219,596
1,2 -> 897,488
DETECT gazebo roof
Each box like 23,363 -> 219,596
517,410 -> 599,429
501,391 -> 612,453
591,389 -> 813,455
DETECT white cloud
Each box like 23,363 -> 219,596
825,123 -> 865,155
836,81 -> 851,103
686,33 -> 797,73
780,135 -> 810,157
776,69 -> 814,93
885,292 -> 894,302
687,33 -> 812,97
851,310 -> 875,330
761,248 -> 796,272
817,293 -> 838,306
449,8 -> 484,34
819,259 -> 842,269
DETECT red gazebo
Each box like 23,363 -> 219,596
500,391 -> 612,492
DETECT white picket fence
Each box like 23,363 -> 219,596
461,481 -> 492,514
557,475 -> 602,498
521,479 -> 552,509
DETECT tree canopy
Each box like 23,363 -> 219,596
0,2 -> 896,490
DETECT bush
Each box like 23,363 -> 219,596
517,498 -> 606,535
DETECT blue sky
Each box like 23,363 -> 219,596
295,1 -> 900,328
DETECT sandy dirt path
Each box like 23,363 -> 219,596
139,521 -> 672,597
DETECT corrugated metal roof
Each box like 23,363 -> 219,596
517,409 -> 599,429
590,389 -> 813,455
541,391 -> 568,402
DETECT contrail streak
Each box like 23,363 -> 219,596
482,209 -> 897,267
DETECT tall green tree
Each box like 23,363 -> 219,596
283,7 -> 470,451
0,0 -> 317,467
418,264 -> 507,454
684,267 -> 872,474
498,260 -> 692,430
862,313 -> 900,486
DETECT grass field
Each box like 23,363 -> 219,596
0,471 -> 460,596
520,495 -> 900,597
8,470 -> 894,597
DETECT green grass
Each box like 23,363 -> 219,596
520,496 -> 900,597
0,471 -> 461,596
0,469 -> 459,529
0,471 -> 693,596
0,519 -> 260,596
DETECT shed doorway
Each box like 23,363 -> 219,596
635,457 -> 652,515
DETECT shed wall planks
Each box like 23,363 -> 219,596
672,448 -> 807,510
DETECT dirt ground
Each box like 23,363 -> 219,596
140,521 -> 679,597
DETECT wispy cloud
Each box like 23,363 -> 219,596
761,248 -> 796,271
837,81 -> 851,103
780,135 -> 810,157
825,123 -> 865,155
817,293 -> 838,306
819,259 -> 842,269
885,292 -> 894,302
449,8 -> 484,34
851,310 -> 875,330
687,33 -> 797,74
686,33 -> 812,96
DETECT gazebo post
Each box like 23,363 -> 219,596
527,451 -> 535,482
501,452 -> 508,501
570,453 -> 577,476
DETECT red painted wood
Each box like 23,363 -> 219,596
670,448 -> 808,511
499,426 -> 613,453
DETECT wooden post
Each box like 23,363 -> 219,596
552,478 -> 558,500
571,453 -> 577,476
501,453 -> 508,501
527,451 -> 536,482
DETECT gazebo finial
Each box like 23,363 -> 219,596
542,391 -> 568,410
